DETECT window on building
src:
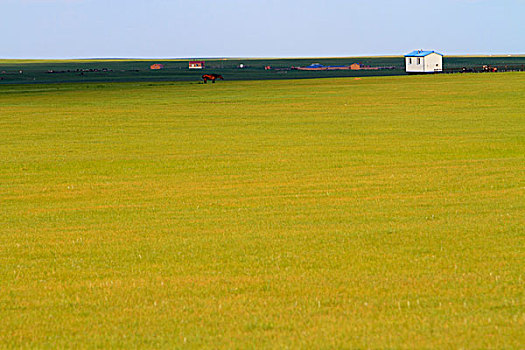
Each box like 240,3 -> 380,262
408,58 -> 412,64
417,58 -> 421,65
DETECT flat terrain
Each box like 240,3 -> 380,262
1,56 -> 524,84
1,73 -> 524,348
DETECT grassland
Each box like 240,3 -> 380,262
1,56 -> 524,84
0,73 -> 524,348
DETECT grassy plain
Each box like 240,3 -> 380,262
2,56 -> 525,84
1,73 -> 524,348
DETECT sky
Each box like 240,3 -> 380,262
1,0 -> 524,58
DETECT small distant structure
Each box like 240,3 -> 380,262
350,63 -> 361,70
189,61 -> 205,69
405,50 -> 443,73
150,64 -> 164,70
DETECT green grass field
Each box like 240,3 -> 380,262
1,73 -> 524,348
1,56 -> 524,84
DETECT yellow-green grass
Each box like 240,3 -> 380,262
1,73 -> 524,348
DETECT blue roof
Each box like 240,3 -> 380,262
405,50 -> 443,57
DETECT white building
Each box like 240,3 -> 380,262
405,50 -> 443,73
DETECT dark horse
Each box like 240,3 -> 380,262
202,74 -> 224,84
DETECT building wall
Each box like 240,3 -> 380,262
406,57 -> 425,72
424,53 -> 443,72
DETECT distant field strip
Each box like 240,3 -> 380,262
0,73 -> 524,348
1,56 -> 524,85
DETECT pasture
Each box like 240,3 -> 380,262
1,73 -> 524,348
1,56 -> 524,84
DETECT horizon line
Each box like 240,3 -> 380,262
1,53 -> 524,61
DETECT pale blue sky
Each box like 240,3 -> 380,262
2,0 -> 524,58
